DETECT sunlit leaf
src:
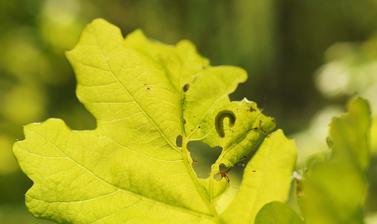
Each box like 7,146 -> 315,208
13,19 -> 297,224
255,202 -> 303,224
301,97 -> 371,224
221,130 -> 297,223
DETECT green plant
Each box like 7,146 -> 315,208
256,98 -> 372,224
13,19 -> 373,224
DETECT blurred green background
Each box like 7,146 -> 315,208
0,0 -> 376,223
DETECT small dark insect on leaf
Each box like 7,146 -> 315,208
219,163 -> 228,172
215,110 -> 236,138
183,83 -> 190,92
176,135 -> 183,148
249,106 -> 256,112
219,163 -> 231,182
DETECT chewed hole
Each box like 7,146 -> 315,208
187,141 -> 222,178
176,135 -> 183,148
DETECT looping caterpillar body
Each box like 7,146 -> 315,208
215,110 -> 236,138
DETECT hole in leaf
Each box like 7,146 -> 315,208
176,135 -> 182,148
187,141 -> 222,178
221,152 -> 258,184
227,160 -> 246,183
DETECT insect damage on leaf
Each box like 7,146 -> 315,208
218,163 -> 231,182
13,18 -> 297,224
176,135 -> 183,148
183,83 -> 190,92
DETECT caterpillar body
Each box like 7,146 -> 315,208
215,110 -> 236,138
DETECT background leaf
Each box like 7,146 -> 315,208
221,130 -> 297,224
255,202 -> 303,224
301,97 -> 371,224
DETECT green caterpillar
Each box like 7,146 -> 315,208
215,110 -> 236,138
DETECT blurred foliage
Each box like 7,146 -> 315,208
301,98 -> 371,224
1,0 -> 377,223
0,135 -> 17,175
295,32 -> 377,161
0,205 -> 50,224
316,37 -> 377,111
256,98 -> 374,223
372,118 -> 377,153
293,106 -> 342,166
294,28 -> 377,219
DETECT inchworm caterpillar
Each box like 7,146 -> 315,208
215,110 -> 236,137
